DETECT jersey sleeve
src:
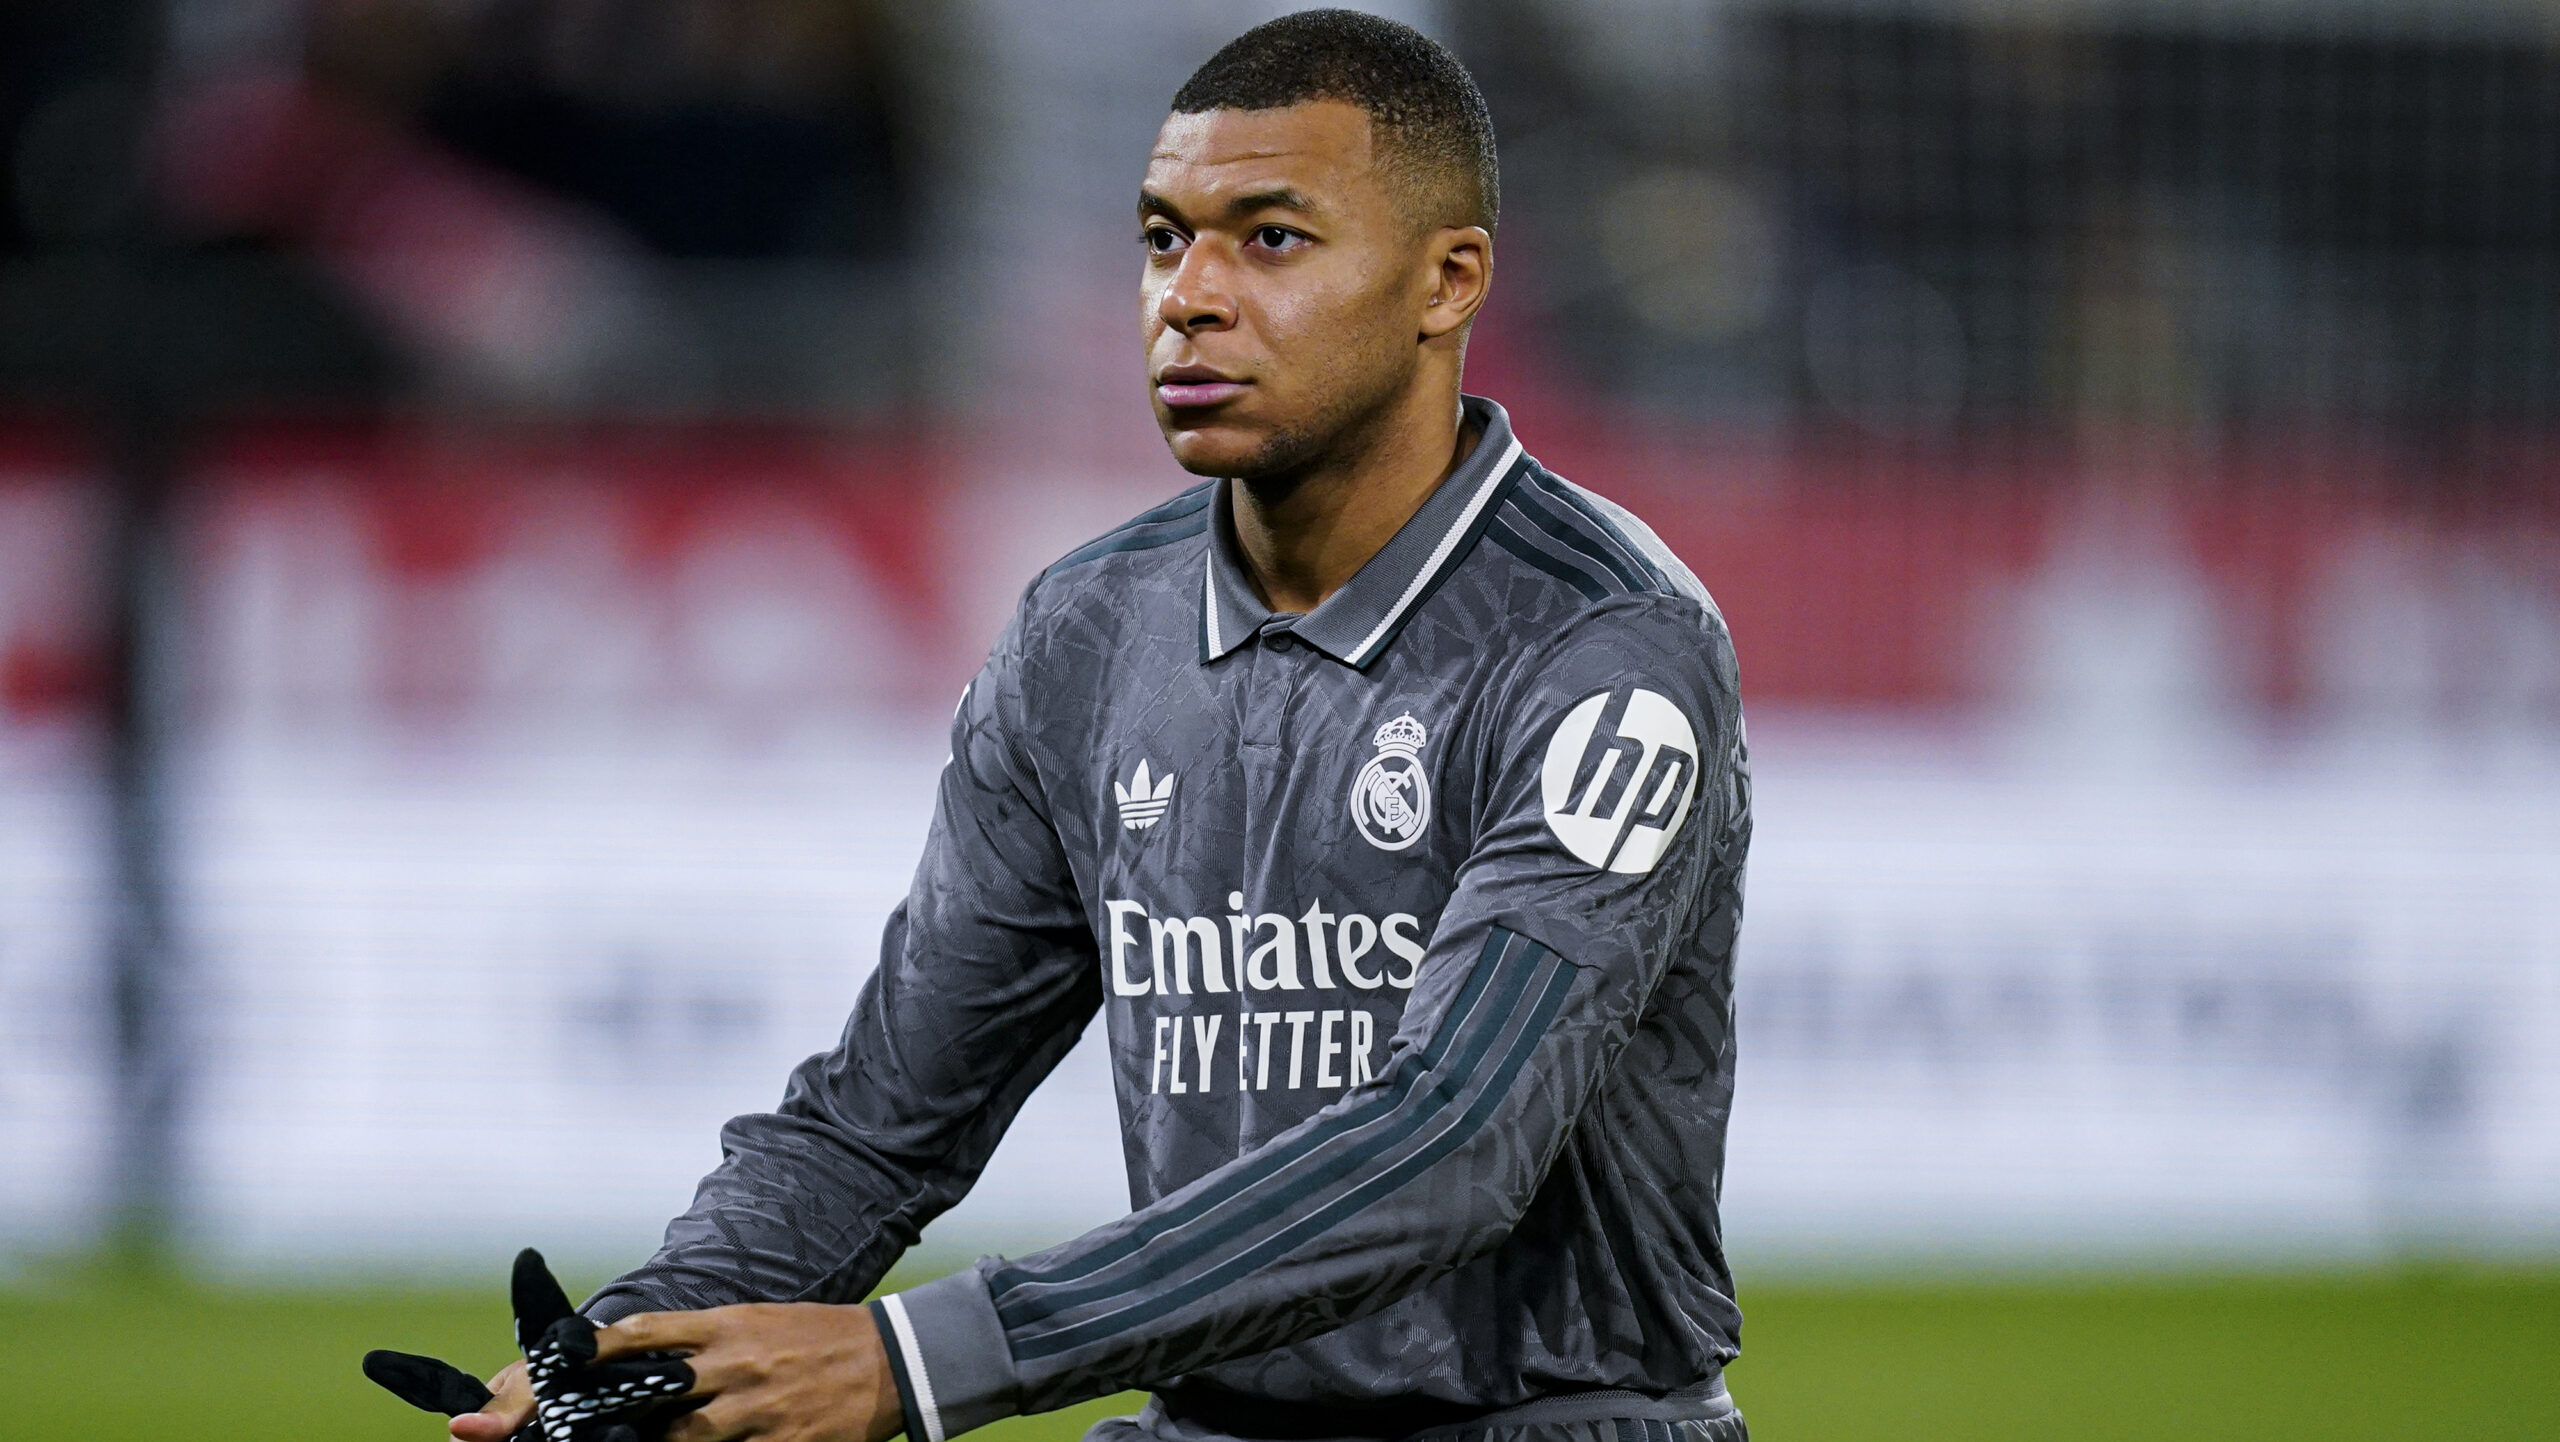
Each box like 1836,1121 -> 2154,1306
582,598 -> 1103,1329
875,591 -> 1749,1440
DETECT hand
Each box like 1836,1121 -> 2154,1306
449,1361 -> 535,1442
594,1303 -> 904,1442
512,1249 -> 695,1440
364,1249 -> 694,1442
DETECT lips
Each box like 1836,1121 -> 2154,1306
1155,364 -> 1247,409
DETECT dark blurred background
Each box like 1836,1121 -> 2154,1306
0,3 -> 2554,1438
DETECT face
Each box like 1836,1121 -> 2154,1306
1139,102 -> 1470,481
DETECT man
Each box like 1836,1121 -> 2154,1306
449,12 -> 1749,1442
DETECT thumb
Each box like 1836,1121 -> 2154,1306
449,1361 -> 536,1442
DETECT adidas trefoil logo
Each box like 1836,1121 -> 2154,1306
1114,759 -> 1176,831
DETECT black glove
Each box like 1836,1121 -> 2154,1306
362,1347 -> 493,1416
511,1248 -> 697,1442
361,1248 -> 695,1442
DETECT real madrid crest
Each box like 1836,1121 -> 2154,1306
1350,712 -> 1433,851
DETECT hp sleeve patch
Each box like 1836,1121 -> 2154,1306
1539,686 -> 1701,874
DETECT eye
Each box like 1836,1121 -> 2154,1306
1143,225 -> 1188,255
1252,225 -> 1306,252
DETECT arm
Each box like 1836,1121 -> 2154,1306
879,593 -> 1749,1439
585,603 -> 1102,1324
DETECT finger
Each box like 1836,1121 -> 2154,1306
447,1411 -> 520,1442
554,1353 -> 697,1398
664,1343 -> 749,1398
512,1249 -> 579,1350
488,1359 -> 534,1412
539,1313 -> 602,1367
524,1316 -> 613,1404
592,1310 -> 717,1360
535,1356 -> 695,1421
663,1392 -> 750,1442
363,1350 -> 494,1416
449,1362 -> 535,1441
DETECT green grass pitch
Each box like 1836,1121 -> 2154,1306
4,1262 -> 2552,1440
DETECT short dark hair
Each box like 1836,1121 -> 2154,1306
1171,9 -> 1498,233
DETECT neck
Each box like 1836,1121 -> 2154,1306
1229,384 -> 1480,615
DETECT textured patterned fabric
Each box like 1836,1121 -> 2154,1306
1089,1391 -> 1749,1442
586,396 -> 1750,1439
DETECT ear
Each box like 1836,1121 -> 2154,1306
1419,225 -> 1493,341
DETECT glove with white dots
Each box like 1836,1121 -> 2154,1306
361,1248 -> 695,1442
511,1248 -> 697,1442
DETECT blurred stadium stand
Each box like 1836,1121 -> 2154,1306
0,0 -> 2555,1273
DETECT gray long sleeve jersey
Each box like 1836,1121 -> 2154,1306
585,396 -> 1751,1442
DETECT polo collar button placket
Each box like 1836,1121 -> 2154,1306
1195,394 -> 1530,675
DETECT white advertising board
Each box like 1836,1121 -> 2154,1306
8,720 -> 2555,1273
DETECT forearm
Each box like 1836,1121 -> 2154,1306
583,1117 -> 922,1322
878,925 -> 1604,1428
593,950 -> 1099,1322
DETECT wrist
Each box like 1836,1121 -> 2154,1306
855,1301 -> 906,1442
870,1267 -> 1022,1442
866,1298 -> 931,1442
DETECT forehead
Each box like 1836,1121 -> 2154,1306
1145,101 -> 1387,206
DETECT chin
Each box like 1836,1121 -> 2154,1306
1160,421 -> 1269,478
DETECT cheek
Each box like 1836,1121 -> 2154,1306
1253,281 -> 1323,341
1256,279 -> 1399,375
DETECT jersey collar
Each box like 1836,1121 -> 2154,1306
1199,394 -> 1529,669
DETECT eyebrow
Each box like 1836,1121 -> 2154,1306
1139,186 -> 1322,224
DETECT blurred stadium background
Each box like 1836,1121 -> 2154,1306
2,1 -> 2556,1437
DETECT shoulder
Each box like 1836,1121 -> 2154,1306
995,478 -> 1219,658
1032,480 -> 1219,597
976,479 -> 1219,714
1466,462 -> 1740,736
968,481 -> 1218,751
1481,462 -> 1719,617
1481,461 -> 1731,652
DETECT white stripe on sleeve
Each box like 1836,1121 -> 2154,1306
879,1292 -> 946,1442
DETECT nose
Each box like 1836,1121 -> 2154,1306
1156,243 -> 1237,335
